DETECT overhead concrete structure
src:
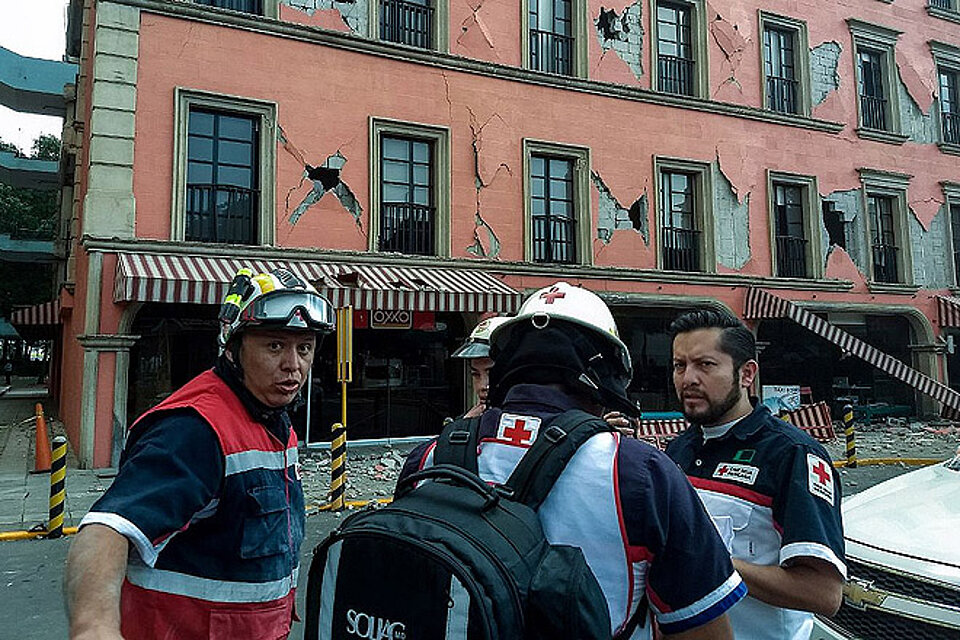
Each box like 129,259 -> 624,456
0,46 -> 77,117
0,152 -> 59,190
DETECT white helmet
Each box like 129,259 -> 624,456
451,316 -> 512,359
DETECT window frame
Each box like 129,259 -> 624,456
654,156 -> 715,273
767,171 -> 822,279
171,88 -> 277,245
192,0 -> 278,18
859,168 -> 912,286
651,0 -> 708,98
848,19 -> 905,143
369,118 -> 451,257
758,12 -> 811,117
522,139 -> 592,266
520,0 -> 588,78
944,182 -> 960,287
928,0 -> 960,24
930,40 -> 960,153
369,0 -> 449,52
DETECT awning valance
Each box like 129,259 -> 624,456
744,287 -> 960,413
937,295 -> 960,328
11,299 -> 60,327
113,253 -> 523,313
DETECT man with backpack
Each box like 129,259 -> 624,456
307,282 -> 745,639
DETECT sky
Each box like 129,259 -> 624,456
0,0 -> 70,155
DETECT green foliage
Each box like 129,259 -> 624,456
31,134 -> 61,161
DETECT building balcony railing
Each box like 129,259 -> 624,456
775,235 -> 808,278
860,94 -> 888,130
943,111 -> 960,145
379,202 -> 435,255
380,0 -> 434,49
662,226 -> 701,272
532,215 -> 576,263
185,184 -> 257,245
930,0 -> 954,10
658,54 -> 695,96
767,75 -> 799,114
872,243 -> 900,283
194,0 -> 264,15
530,28 -> 573,76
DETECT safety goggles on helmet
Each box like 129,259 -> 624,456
238,289 -> 335,332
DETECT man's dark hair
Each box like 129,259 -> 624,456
668,308 -> 756,370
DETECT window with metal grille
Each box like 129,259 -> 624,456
530,0 -> 573,75
930,0 -> 955,10
194,0 -> 264,15
657,2 -> 695,96
380,136 -> 435,255
940,67 -> 960,144
868,194 -> 899,283
952,203 -> 960,285
858,48 -> 888,130
185,109 -> 259,245
380,0 -> 434,49
531,155 -> 576,263
764,26 -> 799,114
660,170 -> 701,272
773,183 -> 807,278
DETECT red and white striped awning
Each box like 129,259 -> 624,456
937,295 -> 960,328
744,287 -> 960,412
10,299 -> 60,326
113,253 -> 522,313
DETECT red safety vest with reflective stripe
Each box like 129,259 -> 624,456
120,370 -> 300,640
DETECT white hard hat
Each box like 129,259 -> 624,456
451,316 -> 512,359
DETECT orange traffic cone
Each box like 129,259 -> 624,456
31,403 -> 52,473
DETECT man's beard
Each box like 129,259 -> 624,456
681,381 -> 742,426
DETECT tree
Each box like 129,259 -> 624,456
31,134 -> 61,161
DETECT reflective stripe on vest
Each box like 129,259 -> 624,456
225,446 -> 299,476
127,562 -> 299,603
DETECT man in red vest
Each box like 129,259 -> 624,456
65,268 -> 334,640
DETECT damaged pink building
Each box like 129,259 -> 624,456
46,0 -> 960,466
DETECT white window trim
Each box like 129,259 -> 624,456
367,0 -> 450,53
522,139 -> 592,266
520,0 -> 589,78
654,156 -> 715,273
859,168 -> 912,285
171,88 -> 277,245
758,11 -> 811,117
848,19 -> 904,139
369,117 -> 451,257
767,171 -> 822,279
650,0 -> 709,98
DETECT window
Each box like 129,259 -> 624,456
848,20 -> 903,141
523,0 -> 586,77
951,200 -> 960,285
760,13 -> 810,116
931,41 -> 960,151
654,2 -> 698,96
379,0 -> 443,50
370,119 -> 450,256
172,90 -> 276,245
193,0 -> 277,17
769,173 -> 820,279
860,169 -> 911,286
929,0 -> 959,15
656,158 -> 713,273
523,140 -> 590,265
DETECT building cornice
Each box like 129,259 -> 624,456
81,235 -> 855,293
109,0 -> 845,134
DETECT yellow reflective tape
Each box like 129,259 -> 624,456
51,469 -> 66,483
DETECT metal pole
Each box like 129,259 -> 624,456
330,421 -> 346,511
47,436 -> 68,538
843,404 -> 857,468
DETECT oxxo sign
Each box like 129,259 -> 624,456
345,609 -> 407,639
370,309 -> 412,329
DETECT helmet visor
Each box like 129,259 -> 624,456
451,340 -> 491,359
239,290 -> 335,332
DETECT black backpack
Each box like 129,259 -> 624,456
304,409 -> 637,640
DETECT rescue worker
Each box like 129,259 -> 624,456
64,268 -> 335,640
450,315 -> 511,418
665,308 -> 846,640
400,282 -> 745,638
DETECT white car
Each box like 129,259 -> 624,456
811,451 -> 960,639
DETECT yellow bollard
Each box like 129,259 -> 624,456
843,404 -> 857,469
330,422 -> 347,511
47,436 -> 68,538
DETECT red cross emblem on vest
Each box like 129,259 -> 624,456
540,286 -> 566,304
812,459 -> 830,485
497,414 -> 540,446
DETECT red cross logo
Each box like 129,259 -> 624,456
717,465 -> 728,475
540,286 -> 566,304
812,460 -> 831,485
501,418 -> 534,446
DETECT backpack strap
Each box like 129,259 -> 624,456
503,409 -> 615,509
431,415 -> 482,474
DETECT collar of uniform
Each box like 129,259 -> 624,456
501,383 -> 583,414
722,403 -> 772,440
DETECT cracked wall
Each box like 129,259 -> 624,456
281,141 -> 364,229
713,163 -> 750,270
594,3 -> 644,80
911,204 -> 952,289
824,189 -> 867,276
464,108 -> 509,258
709,12 -> 749,100
593,172 -> 648,244
810,42 -> 841,106
899,76 -> 940,144
281,0 -> 367,34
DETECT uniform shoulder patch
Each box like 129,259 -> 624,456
712,462 -> 760,485
806,453 -> 835,506
495,413 -> 541,447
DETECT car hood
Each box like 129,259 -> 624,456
842,457 -> 960,586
